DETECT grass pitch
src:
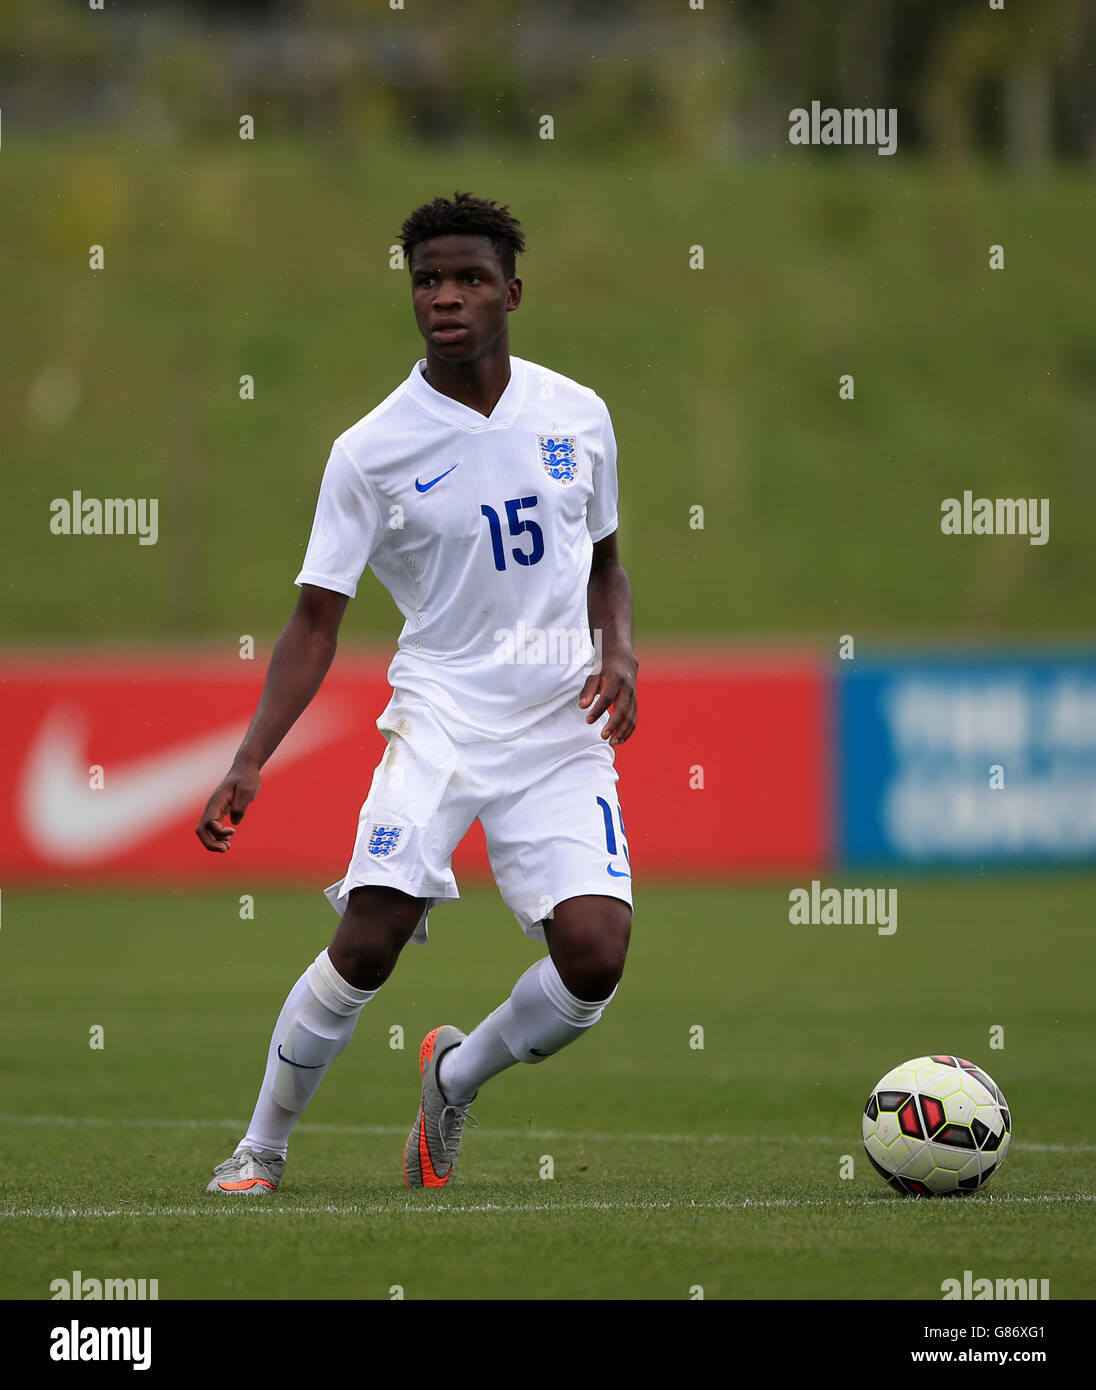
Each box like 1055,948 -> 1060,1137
1,877 -> 1093,1300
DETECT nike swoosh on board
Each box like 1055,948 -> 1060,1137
18,702 -> 345,864
414,462 -> 461,493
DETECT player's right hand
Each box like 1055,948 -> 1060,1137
195,763 -> 262,853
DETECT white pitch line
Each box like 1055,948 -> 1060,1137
0,1113 -> 837,1145
1,1194 -> 1094,1222
1,1113 -> 1091,1153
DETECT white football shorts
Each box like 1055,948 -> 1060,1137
323,690 -> 633,942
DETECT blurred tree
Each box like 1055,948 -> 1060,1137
4,0 -> 1091,160
922,0 -> 1083,167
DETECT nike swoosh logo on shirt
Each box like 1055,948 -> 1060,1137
606,862 -> 631,878
18,703 -> 344,864
414,462 -> 461,493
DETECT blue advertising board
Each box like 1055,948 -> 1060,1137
838,654 -> 1096,866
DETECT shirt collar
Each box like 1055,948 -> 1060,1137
407,355 -> 526,430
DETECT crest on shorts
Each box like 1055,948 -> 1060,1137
538,435 -> 578,484
367,823 -> 403,857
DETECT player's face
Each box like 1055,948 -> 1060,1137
409,235 -> 521,362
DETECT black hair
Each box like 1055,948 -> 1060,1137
399,191 -> 526,281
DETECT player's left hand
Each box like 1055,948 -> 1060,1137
579,647 -> 638,745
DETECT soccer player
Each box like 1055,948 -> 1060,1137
195,191 -> 637,1192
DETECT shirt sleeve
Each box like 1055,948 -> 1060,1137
294,441 -> 383,598
586,399 -> 619,543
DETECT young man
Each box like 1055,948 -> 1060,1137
195,191 -> 637,1192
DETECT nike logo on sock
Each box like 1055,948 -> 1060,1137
277,1044 -> 324,1069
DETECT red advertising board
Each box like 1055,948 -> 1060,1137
0,648 -> 828,888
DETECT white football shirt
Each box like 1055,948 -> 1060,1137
294,355 -> 619,739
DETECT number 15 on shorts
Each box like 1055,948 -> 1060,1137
598,795 -> 631,878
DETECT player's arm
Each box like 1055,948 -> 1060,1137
580,529 -> 638,746
195,583 -> 349,852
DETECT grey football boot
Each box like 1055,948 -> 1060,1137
206,1146 -> 285,1195
403,1026 -> 478,1187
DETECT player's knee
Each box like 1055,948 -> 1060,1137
558,956 -> 625,1001
552,910 -> 631,1001
329,888 -> 425,989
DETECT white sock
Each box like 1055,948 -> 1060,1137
437,956 -> 616,1105
239,948 -> 377,1158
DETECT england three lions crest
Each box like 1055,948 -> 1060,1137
538,435 -> 579,484
367,823 -> 402,857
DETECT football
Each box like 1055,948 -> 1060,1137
862,1055 -> 1011,1196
